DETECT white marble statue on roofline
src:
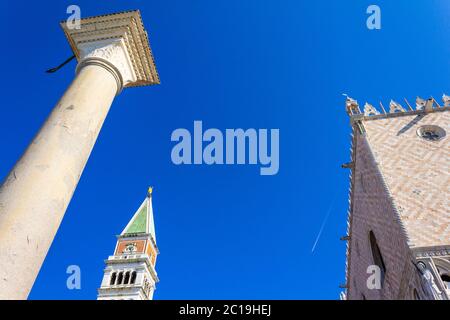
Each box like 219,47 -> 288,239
417,262 -> 445,300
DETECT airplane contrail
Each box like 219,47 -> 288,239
311,195 -> 337,254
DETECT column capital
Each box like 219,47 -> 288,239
61,10 -> 160,92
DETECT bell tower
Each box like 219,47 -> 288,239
97,188 -> 159,300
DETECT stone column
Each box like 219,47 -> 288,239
0,11 -> 159,299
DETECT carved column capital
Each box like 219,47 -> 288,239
76,39 -> 136,93
61,10 -> 160,94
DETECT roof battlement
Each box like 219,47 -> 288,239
345,94 -> 450,123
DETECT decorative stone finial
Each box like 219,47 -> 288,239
416,97 -> 435,112
389,100 -> 406,113
344,94 -> 360,116
442,94 -> 450,106
416,97 -> 426,110
363,103 -> 379,116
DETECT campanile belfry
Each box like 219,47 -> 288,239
0,11 -> 159,299
342,96 -> 450,300
97,188 -> 159,300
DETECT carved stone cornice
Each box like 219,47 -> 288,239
61,10 -> 159,92
412,245 -> 450,259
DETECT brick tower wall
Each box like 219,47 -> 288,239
346,131 -> 424,299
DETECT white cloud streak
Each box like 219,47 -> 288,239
311,195 -> 337,254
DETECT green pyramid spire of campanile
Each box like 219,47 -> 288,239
121,187 -> 156,241
124,202 -> 148,234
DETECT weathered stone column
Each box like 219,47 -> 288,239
0,11 -> 159,299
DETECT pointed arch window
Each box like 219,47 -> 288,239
441,274 -> 450,289
117,272 -> 124,285
369,231 -> 386,284
124,271 -> 130,284
130,271 -> 137,284
110,272 -> 117,285
433,260 -> 450,292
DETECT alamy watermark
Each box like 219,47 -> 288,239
366,5 -> 381,30
171,121 -> 279,176
366,265 -> 382,290
66,5 -> 81,30
66,265 -> 81,290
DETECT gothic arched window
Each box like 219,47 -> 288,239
369,231 -> 386,284
439,272 -> 450,290
110,272 -> 117,285
130,271 -> 137,284
124,271 -> 130,284
117,272 -> 124,285
433,259 -> 450,291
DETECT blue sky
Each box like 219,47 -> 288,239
0,1 -> 449,299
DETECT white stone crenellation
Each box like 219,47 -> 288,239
345,94 -> 450,118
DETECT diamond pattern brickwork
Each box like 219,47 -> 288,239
364,111 -> 450,248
